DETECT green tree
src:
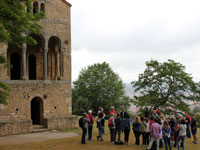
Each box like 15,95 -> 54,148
0,55 -> 9,104
132,59 -> 200,113
72,62 -> 130,115
0,0 -> 44,46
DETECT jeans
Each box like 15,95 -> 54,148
124,128 -> 130,142
186,124 -> 191,138
88,124 -> 93,140
134,131 -> 141,145
177,136 -> 185,150
98,128 -> 103,140
144,132 -> 150,145
102,126 -> 105,134
81,128 -> 87,144
163,135 -> 171,150
141,132 -> 146,145
115,130 -> 121,142
109,128 -> 116,142
147,136 -> 160,150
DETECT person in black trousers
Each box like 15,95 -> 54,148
132,116 -> 141,145
123,113 -> 131,144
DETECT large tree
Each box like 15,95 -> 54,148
72,62 -> 130,115
132,59 -> 200,113
0,56 -> 9,104
0,0 -> 44,46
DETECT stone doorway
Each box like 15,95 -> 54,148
31,97 -> 44,125
10,52 -> 21,80
29,55 -> 36,80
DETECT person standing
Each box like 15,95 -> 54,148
132,116 -> 141,145
123,113 -> 131,144
177,119 -> 187,150
109,106 -> 117,117
191,114 -> 199,144
88,110 -> 94,140
145,118 -> 150,145
146,118 -> 162,150
141,117 -> 147,145
81,113 -> 90,144
98,107 -> 106,134
97,112 -> 104,141
115,114 -> 123,143
144,107 -> 149,118
162,121 -> 172,150
185,112 -> 191,138
108,113 -> 116,143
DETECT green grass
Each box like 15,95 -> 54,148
0,125 -> 199,150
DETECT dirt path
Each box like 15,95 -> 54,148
0,131 -> 79,145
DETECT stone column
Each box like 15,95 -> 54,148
43,47 -> 48,80
60,49 -> 63,77
21,43 -> 28,80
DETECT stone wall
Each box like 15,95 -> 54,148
44,116 -> 78,130
0,80 -> 72,122
0,120 -> 32,136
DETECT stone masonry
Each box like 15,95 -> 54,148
0,0 -> 78,136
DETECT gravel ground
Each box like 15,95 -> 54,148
0,131 -> 79,145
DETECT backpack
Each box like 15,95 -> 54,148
97,118 -> 102,128
79,117 -> 84,128
108,118 -> 115,128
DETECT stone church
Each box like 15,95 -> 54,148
0,0 -> 77,136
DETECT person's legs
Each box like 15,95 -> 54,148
186,124 -> 191,138
167,137 -> 171,150
182,136 -> 185,150
177,136 -> 181,150
88,125 -> 93,140
163,136 -> 169,150
135,131 -> 140,145
147,136 -> 155,150
118,130 -> 121,142
147,132 -> 150,144
133,131 -> 137,144
156,138 -> 160,150
142,132 -> 146,145
81,128 -> 87,144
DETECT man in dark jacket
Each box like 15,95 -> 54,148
81,113 -> 90,144
115,114 -> 123,142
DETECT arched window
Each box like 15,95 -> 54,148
10,53 -> 21,80
40,3 -> 45,12
33,2 -> 39,14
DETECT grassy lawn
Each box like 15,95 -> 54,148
0,125 -> 199,150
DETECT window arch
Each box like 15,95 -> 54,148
33,2 -> 39,14
40,3 -> 45,12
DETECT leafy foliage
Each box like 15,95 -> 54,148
132,59 -> 200,112
72,62 -> 130,115
0,0 -> 44,46
0,56 -> 9,104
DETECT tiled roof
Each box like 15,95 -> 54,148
61,0 -> 72,7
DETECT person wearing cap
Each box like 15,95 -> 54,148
88,110 -> 94,140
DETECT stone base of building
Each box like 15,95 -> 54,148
0,116 -> 78,137
44,116 -> 78,129
0,120 -> 32,136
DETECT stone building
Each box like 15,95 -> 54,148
0,0 -> 78,136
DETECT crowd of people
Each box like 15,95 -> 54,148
79,106 -> 199,150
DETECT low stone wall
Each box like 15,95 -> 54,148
0,120 -> 32,136
44,116 -> 78,130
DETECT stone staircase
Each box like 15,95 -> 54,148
32,125 -> 49,133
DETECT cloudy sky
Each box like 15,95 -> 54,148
68,0 -> 200,83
